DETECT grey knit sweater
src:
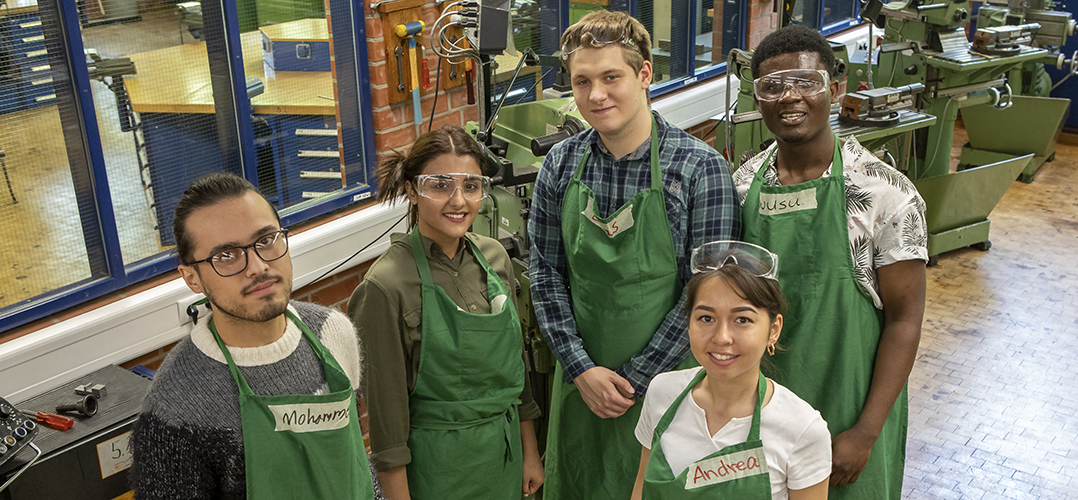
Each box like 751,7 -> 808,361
129,301 -> 384,499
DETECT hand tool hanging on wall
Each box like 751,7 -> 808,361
396,21 -> 426,126
465,59 -> 475,105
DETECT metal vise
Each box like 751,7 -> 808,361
972,23 -> 1041,55
838,83 -> 925,126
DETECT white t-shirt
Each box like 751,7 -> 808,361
635,367 -> 832,499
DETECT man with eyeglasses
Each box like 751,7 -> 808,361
732,26 -> 927,500
528,10 -> 740,499
129,173 -> 381,499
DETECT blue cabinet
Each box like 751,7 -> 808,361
0,11 -> 56,114
140,111 -> 341,245
271,114 -> 343,205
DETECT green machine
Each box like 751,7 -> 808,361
722,46 -> 937,171
967,0 -> 1077,181
976,0 -> 1076,97
838,0 -> 1071,261
466,97 -> 586,374
462,97 -> 588,466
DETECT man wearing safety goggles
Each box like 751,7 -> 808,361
528,9 -> 740,500
731,26 -> 928,500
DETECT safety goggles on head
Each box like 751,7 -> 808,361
690,240 -> 779,280
189,228 -> 290,277
560,30 -> 636,61
752,69 -> 830,102
414,173 -> 491,202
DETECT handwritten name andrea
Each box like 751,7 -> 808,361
684,448 -> 768,489
693,456 -> 760,483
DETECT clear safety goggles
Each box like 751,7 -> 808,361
560,31 -> 636,61
414,173 -> 491,202
690,240 -> 779,280
752,69 -> 830,102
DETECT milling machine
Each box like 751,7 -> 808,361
843,0 -> 1070,261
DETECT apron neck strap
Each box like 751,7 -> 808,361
573,115 -> 661,191
756,133 -> 844,184
748,371 -> 765,441
409,228 -> 488,287
208,307 -> 322,393
653,369 -> 767,442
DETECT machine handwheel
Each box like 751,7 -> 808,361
972,241 -> 992,252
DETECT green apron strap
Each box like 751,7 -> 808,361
409,227 -> 435,286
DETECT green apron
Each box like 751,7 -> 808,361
209,309 -> 375,500
544,118 -> 687,500
742,137 -> 907,499
643,370 -> 771,499
405,229 -> 526,499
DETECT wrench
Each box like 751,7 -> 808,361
394,46 -> 406,92
450,60 -> 458,80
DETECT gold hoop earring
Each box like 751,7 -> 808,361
767,343 -> 775,356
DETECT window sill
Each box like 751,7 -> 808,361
0,201 -> 406,403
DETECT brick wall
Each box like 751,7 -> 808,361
746,0 -> 780,50
365,3 -> 479,165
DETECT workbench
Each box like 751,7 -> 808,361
124,18 -> 343,246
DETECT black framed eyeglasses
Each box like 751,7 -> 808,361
188,229 -> 290,277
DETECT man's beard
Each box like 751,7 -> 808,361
206,273 -> 290,323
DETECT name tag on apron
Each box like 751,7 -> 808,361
758,188 -> 817,216
269,399 -> 352,433
685,447 -> 768,490
582,197 -> 635,238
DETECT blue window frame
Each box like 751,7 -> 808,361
539,0 -> 863,97
0,0 -> 375,332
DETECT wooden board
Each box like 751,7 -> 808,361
259,17 -> 329,42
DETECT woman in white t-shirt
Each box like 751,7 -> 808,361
631,241 -> 832,500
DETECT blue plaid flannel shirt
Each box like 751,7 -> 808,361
528,112 -> 741,395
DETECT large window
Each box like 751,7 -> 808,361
788,0 -> 862,34
563,0 -> 749,96
0,0 -> 861,332
0,0 -> 374,331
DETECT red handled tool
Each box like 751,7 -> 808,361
465,59 -> 475,105
21,411 -> 74,431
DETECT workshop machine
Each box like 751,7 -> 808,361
975,0 -> 1076,96
839,0 -> 1071,260
430,1 -> 587,463
967,0 -> 1078,180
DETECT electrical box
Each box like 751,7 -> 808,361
478,0 -> 510,55
0,366 -> 151,500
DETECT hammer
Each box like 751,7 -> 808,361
395,21 -> 426,127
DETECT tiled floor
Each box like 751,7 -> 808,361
903,131 -> 1078,499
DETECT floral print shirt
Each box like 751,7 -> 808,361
733,136 -> 928,309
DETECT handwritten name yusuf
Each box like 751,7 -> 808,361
758,188 -> 817,216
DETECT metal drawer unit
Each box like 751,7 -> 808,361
0,12 -> 54,113
271,114 -> 342,206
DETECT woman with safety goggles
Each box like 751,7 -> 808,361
631,241 -> 832,500
348,126 -> 544,500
